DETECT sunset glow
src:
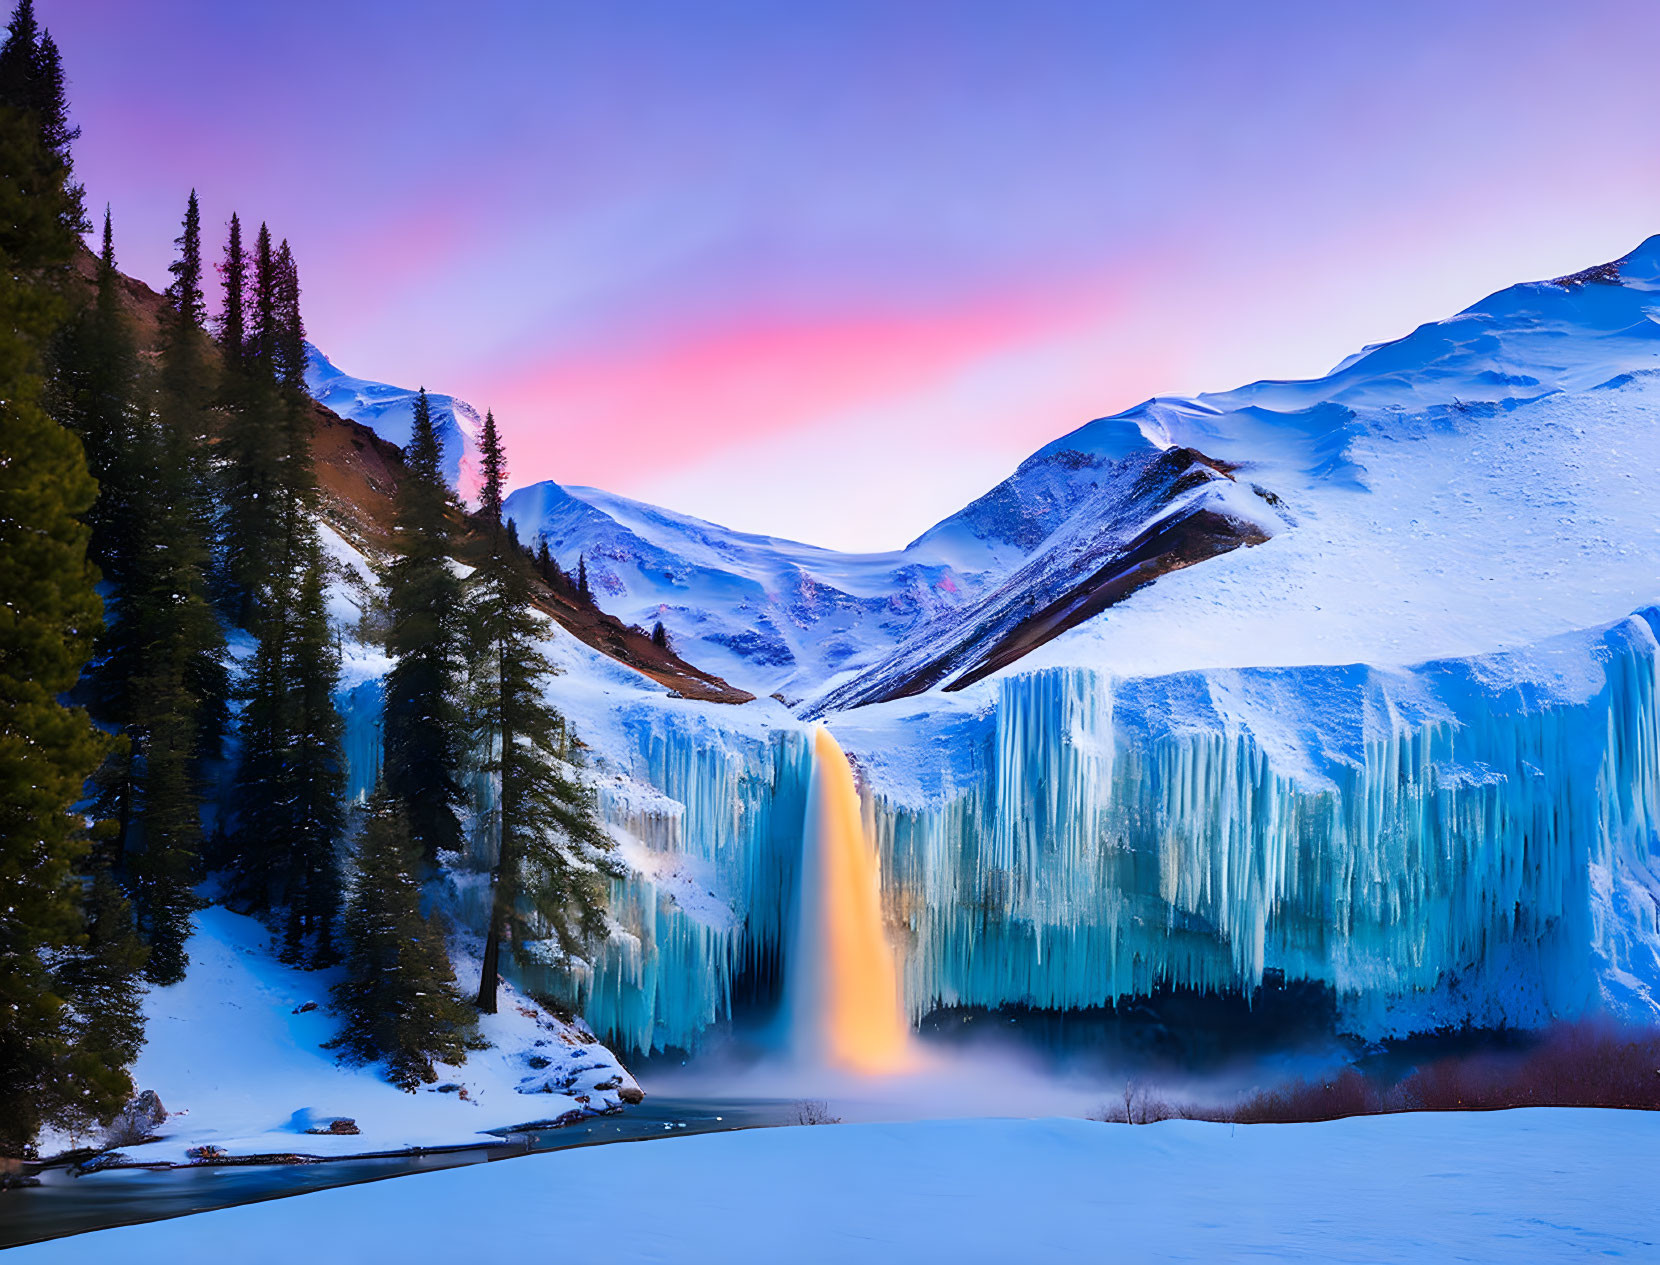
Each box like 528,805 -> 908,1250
49,0 -> 1660,548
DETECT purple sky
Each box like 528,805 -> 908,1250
46,0 -> 1660,549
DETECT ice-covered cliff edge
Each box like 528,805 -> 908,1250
833,609 -> 1660,1038
329,598 -> 1660,1053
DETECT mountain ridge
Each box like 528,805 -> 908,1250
308,234 -> 1660,710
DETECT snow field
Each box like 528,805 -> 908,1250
17,1110 -> 1658,1263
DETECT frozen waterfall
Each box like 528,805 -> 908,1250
337,610 -> 1660,1054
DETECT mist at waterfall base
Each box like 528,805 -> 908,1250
639,727 -> 1348,1123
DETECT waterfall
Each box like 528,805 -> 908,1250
789,727 -> 911,1072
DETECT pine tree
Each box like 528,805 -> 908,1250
249,222 -> 277,373
577,553 -> 590,601
0,1 -> 84,234
651,621 -> 669,650
465,435 -> 614,1014
215,211 -> 247,362
0,61 -> 117,1152
0,1 -> 38,101
55,213 -> 216,984
125,655 -> 203,984
59,212 -> 144,863
159,191 -> 228,766
219,226 -> 343,957
166,191 -> 206,330
273,237 -> 306,391
228,589 -> 289,906
272,239 -> 317,531
228,497 -> 342,958
535,538 -> 553,584
218,216 -> 289,623
121,429 -> 221,986
278,534 -> 345,965
328,788 -> 477,1090
384,388 -> 466,867
47,866 -> 148,1140
477,408 -> 505,528
52,208 -> 141,590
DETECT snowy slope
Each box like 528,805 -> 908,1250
304,351 -> 1007,698
18,1111 -> 1660,1263
304,344 -> 483,499
808,445 -> 1288,714
829,239 -> 1660,700
74,906 -> 639,1164
502,481 -> 993,698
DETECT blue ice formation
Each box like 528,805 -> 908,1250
338,611 -> 1660,1053
861,609 -> 1660,1039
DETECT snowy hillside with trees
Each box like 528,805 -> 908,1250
44,905 -> 637,1164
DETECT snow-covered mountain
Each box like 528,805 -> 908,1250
818,239 -> 1660,709
305,343 -> 484,500
304,239 -> 1660,1053
499,481 -> 997,699
500,239 -> 1660,710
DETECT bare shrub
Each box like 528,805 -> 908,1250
794,1099 -> 841,1126
1228,1069 -> 1388,1124
1080,1023 -> 1660,1129
1227,1022 -> 1660,1123
1089,1082 -> 1184,1125
1397,1022 -> 1660,1112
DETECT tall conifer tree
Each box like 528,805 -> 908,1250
0,0 -> 84,232
0,0 -> 139,1152
477,409 -> 505,529
278,536 -> 345,964
328,788 -> 477,1089
464,427 -> 614,1013
58,213 -> 215,983
219,218 -> 290,623
384,389 -> 466,866
226,235 -> 344,957
159,190 -> 228,766
53,208 -> 140,590
216,212 -> 247,363
273,237 -> 306,390
249,222 -> 277,372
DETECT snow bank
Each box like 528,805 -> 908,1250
17,1110 -> 1658,1262
80,905 -> 638,1164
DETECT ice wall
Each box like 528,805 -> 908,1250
338,681 -> 814,1056
534,712 -> 811,1054
851,609 -> 1660,1037
339,680 -> 383,805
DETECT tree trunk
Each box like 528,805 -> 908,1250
476,916 -> 501,1013
475,628 -> 512,1014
